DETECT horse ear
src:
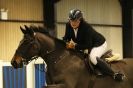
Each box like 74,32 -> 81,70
24,25 -> 29,30
24,25 -> 35,36
20,26 -> 27,34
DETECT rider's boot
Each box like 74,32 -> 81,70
96,57 -> 125,81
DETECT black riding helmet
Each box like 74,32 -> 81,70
69,9 -> 83,20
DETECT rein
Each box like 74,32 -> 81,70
22,49 -> 57,65
42,49 -> 61,64
22,56 -> 39,65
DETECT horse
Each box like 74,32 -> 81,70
11,25 -> 133,88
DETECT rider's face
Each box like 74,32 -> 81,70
69,19 -> 80,29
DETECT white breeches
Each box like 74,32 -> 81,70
89,41 -> 107,65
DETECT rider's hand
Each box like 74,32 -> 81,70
66,42 -> 75,49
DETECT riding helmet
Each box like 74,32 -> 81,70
69,9 -> 83,20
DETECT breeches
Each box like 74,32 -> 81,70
89,41 -> 107,65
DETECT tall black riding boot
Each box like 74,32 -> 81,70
96,57 -> 114,76
96,57 -> 125,81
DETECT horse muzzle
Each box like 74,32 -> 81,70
11,55 -> 24,69
11,61 -> 23,69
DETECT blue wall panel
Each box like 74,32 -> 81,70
3,66 -> 26,88
35,64 -> 46,88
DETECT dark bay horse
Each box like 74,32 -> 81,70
11,25 -> 133,88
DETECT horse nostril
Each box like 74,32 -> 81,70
11,61 -> 18,69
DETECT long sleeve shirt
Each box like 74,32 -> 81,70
63,20 -> 106,50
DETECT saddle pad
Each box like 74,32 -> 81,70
105,54 -> 122,62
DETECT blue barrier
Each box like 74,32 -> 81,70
35,64 -> 46,88
2,63 -> 46,88
3,66 -> 26,88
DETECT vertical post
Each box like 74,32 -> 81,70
121,0 -> 133,58
43,0 -> 60,37
26,61 -> 35,88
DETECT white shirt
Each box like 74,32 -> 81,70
73,28 -> 78,38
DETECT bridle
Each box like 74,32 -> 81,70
15,33 -> 65,69
15,36 -> 41,66
18,41 -> 56,67
22,50 -> 56,65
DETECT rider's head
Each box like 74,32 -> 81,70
69,9 -> 83,21
68,9 -> 83,29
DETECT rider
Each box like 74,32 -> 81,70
63,9 -> 124,81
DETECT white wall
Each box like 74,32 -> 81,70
56,0 -> 123,58
56,0 -> 121,24
0,0 -> 43,61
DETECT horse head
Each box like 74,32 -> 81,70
11,25 -> 43,68
11,25 -> 66,69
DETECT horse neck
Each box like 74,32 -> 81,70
36,33 -> 65,61
36,33 -> 54,52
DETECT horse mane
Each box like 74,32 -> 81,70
29,25 -> 50,35
28,25 -> 66,47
